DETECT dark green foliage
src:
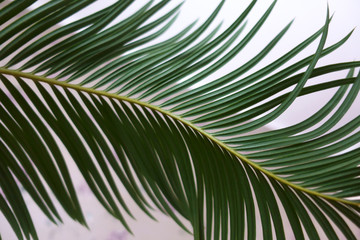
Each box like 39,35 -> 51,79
0,1 -> 359,239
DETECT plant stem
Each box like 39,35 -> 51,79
1,67 -> 358,207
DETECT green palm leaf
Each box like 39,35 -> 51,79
0,1 -> 359,239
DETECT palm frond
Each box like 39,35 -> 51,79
0,0 -> 359,239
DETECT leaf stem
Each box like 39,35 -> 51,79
1,67 -> 358,207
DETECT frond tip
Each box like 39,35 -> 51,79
0,0 -> 359,239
